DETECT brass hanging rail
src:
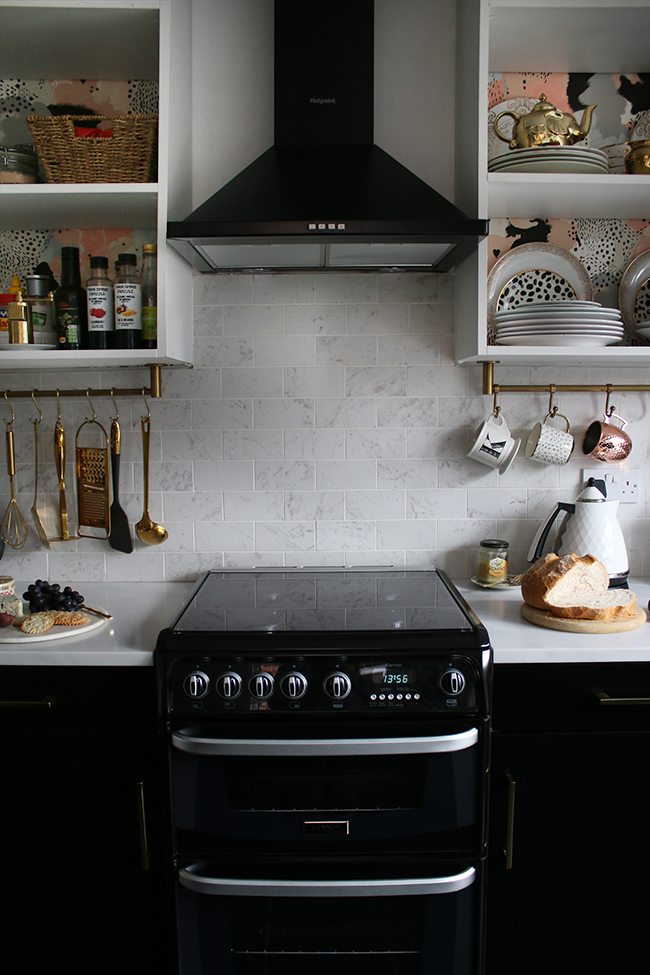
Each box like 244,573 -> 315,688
1,363 -> 162,401
482,361 -> 650,396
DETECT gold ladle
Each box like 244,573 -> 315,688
30,391 -> 50,549
135,391 -> 168,546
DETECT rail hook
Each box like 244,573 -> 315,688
547,384 -> 558,419
110,387 -> 119,421
604,384 -> 615,418
492,385 -> 501,419
141,387 -> 151,421
30,390 -> 43,427
85,388 -> 97,422
55,388 -> 63,423
3,391 -> 15,430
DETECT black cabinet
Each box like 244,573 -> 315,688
0,666 -> 170,975
487,662 -> 650,975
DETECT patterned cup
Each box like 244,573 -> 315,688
525,414 -> 574,466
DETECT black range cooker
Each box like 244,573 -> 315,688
155,567 -> 492,975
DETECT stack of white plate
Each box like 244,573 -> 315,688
494,300 -> 625,347
488,146 -> 609,175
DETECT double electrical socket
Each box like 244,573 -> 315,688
581,469 -> 641,503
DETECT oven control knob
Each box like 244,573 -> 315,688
184,671 -> 210,700
440,670 -> 466,696
249,672 -> 275,700
216,672 -> 243,700
324,672 -> 352,700
280,672 -> 308,700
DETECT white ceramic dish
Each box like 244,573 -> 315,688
494,300 -> 600,317
470,574 -> 521,590
0,610 -> 108,644
487,243 -> 593,326
496,333 -> 622,347
619,250 -> 650,338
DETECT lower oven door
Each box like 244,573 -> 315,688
175,856 -> 482,975
169,720 -> 487,856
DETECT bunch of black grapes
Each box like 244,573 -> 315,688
23,581 -> 85,614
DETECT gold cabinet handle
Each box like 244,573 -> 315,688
595,690 -> 650,706
504,773 -> 515,870
136,778 -> 150,871
0,695 -> 55,709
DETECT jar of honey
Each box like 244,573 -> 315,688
477,539 -> 509,585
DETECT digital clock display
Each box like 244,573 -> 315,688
384,672 -> 409,684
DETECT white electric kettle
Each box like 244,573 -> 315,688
527,478 -> 629,586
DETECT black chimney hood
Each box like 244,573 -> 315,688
167,0 -> 487,274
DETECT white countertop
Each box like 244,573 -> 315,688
0,577 -> 649,666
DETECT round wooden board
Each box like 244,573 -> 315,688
520,602 -> 647,634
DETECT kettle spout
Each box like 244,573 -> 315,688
578,103 -> 597,136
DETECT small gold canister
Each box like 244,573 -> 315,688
624,139 -> 650,174
7,299 -> 33,344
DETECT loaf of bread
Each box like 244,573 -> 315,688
520,552 -> 637,620
520,553 -> 609,610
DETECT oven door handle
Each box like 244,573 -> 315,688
178,864 -> 476,897
171,727 -> 479,756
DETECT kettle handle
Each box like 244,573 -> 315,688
493,110 -> 521,144
527,502 -> 575,564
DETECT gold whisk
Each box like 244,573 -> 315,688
1,393 -> 29,549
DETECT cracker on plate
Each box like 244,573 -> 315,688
52,611 -> 90,627
21,612 -> 55,634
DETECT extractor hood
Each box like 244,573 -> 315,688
167,0 -> 488,274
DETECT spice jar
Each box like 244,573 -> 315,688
477,539 -> 509,585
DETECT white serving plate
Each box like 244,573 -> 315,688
0,610 -> 108,644
619,250 -> 650,337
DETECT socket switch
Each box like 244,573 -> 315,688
581,468 -> 640,503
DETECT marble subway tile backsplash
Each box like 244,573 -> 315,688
3,271 -> 650,584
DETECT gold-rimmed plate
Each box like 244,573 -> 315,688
487,243 -> 594,329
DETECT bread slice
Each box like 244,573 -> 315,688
521,553 -> 609,611
547,589 -> 638,620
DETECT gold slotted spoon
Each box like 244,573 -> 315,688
1,393 -> 28,550
30,391 -> 50,549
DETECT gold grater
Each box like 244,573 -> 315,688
75,408 -> 111,540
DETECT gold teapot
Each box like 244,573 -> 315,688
494,93 -> 597,150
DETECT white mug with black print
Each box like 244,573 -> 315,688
467,411 -> 520,473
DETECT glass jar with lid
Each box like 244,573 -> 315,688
0,145 -> 39,183
476,539 -> 509,585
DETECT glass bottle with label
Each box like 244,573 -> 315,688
55,246 -> 87,350
25,274 -> 57,346
114,253 -> 142,349
86,256 -> 114,350
140,243 -> 157,350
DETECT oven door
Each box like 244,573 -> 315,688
174,855 -> 482,975
169,719 -> 488,856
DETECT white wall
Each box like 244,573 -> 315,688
3,268 -> 650,585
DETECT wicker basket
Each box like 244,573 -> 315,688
26,114 -> 158,184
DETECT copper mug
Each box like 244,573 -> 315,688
582,412 -> 632,464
